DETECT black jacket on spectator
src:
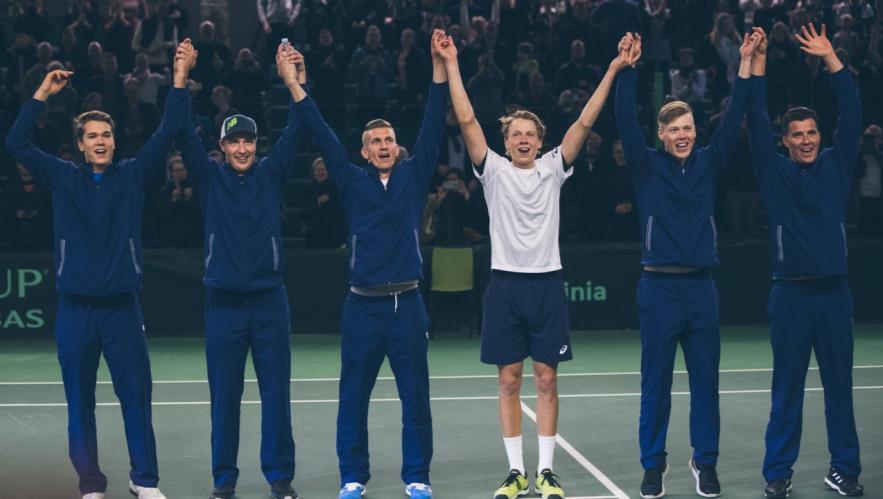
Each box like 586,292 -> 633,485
300,180 -> 347,248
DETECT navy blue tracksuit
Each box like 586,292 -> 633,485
294,81 -> 448,486
615,68 -> 750,469
748,70 -> 862,481
5,89 -> 187,493
177,93 -> 301,488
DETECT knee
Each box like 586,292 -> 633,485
534,370 -> 558,396
498,371 -> 523,397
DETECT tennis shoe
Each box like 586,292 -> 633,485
405,482 -> 432,498
129,481 -> 166,499
493,469 -> 529,498
534,469 -> 565,499
339,483 -> 366,499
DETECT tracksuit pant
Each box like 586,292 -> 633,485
763,276 -> 861,481
637,270 -> 721,470
337,288 -> 432,487
205,285 -> 295,489
56,292 -> 158,494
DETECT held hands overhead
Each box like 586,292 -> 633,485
34,70 -> 74,101
277,42 -> 307,87
614,33 -> 642,71
174,38 -> 198,88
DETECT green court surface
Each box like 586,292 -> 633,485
1,325 -> 881,499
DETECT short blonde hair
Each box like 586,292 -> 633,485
499,109 -> 546,139
657,100 -> 693,127
361,119 -> 396,147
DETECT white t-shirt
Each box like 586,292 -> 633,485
475,147 -> 573,273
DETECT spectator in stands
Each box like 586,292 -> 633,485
221,48 -> 270,132
349,24 -> 394,125
396,28 -> 429,126
555,39 -> 601,94
30,107 -> 64,156
857,124 -> 883,236
698,12 -> 742,100
300,157 -> 347,248
13,0 -> 53,43
118,76 -> 161,156
103,0 -> 139,73
833,12 -> 863,59
256,0 -> 300,66
20,40 -> 51,103
670,47 -> 709,111
520,71 -> 556,115
163,0 -> 190,37
57,26 -> 88,74
128,51 -> 170,106
44,61 -> 80,131
132,0 -> 178,71
86,52 -> 126,121
192,20 -> 232,110
7,162 -> 52,249
64,0 -> 100,52
607,139 -> 637,242
210,85 -> 239,143
573,130 -> 611,242
750,0 -> 790,33
421,168 -> 475,245
468,52 -> 505,143
157,154 -> 201,247
512,41 -> 539,100
308,27 -> 347,128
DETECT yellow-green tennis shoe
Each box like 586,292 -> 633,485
493,469 -> 529,499
535,469 -> 565,499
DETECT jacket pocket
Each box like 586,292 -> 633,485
350,234 -> 358,270
205,233 -> 215,270
57,239 -> 66,277
413,229 -> 423,263
644,216 -> 654,252
776,225 -> 784,262
128,238 -> 141,274
271,236 -> 280,271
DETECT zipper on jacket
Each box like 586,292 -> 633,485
272,237 -> 280,271
57,239 -> 66,277
414,229 -> 423,263
776,225 -> 784,262
205,233 -> 215,269
709,216 -> 718,251
840,222 -> 848,257
645,216 -> 654,252
350,234 -> 358,269
128,238 -> 142,274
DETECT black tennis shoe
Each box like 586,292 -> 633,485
825,467 -> 863,496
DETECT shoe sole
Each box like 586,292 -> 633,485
689,459 -> 721,498
493,490 -> 529,499
825,477 -> 863,497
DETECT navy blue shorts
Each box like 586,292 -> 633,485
480,270 -> 572,367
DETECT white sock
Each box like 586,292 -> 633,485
503,435 -> 524,474
537,434 -> 557,473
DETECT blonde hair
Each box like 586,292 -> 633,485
499,109 -> 546,139
361,119 -> 396,147
657,100 -> 693,127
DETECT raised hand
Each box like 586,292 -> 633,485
752,27 -> 767,57
291,49 -> 307,84
34,69 -> 74,101
794,23 -> 833,57
173,38 -> 198,87
433,30 -> 458,63
276,43 -> 299,87
740,31 -> 760,59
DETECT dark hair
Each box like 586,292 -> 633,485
75,111 -> 115,141
782,107 -> 819,130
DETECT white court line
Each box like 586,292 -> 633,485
521,401 -> 629,499
2,364 -> 881,386
3,385 -> 880,409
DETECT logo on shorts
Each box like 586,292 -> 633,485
559,345 -> 568,355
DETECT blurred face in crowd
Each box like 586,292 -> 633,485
586,131 -> 602,157
135,52 -> 149,72
200,21 -> 215,42
782,119 -> 821,164
78,120 -> 115,168
504,118 -> 543,168
612,140 -> 626,167
88,42 -> 102,63
101,53 -> 118,75
401,28 -> 415,50
62,27 -> 76,48
529,72 -> 545,96
657,113 -> 696,162
220,133 -> 258,172
124,77 -> 140,102
366,25 -> 381,48
319,28 -> 333,47
312,159 -> 328,182
361,126 -> 400,171
37,42 -> 51,64
168,158 -> 187,182
211,86 -> 230,107
236,48 -> 254,69
570,40 -> 585,63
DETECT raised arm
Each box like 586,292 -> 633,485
408,29 -> 449,187
132,38 -> 193,188
613,33 -> 651,169
437,32 -> 488,167
172,38 -> 212,186
746,28 -> 777,183
795,24 -> 861,171
267,43 -> 306,182
560,35 -> 639,166
707,30 -> 759,170
4,70 -> 77,188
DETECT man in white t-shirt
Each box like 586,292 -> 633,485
434,33 -> 638,499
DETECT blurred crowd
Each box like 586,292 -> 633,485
1,0 -> 882,251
